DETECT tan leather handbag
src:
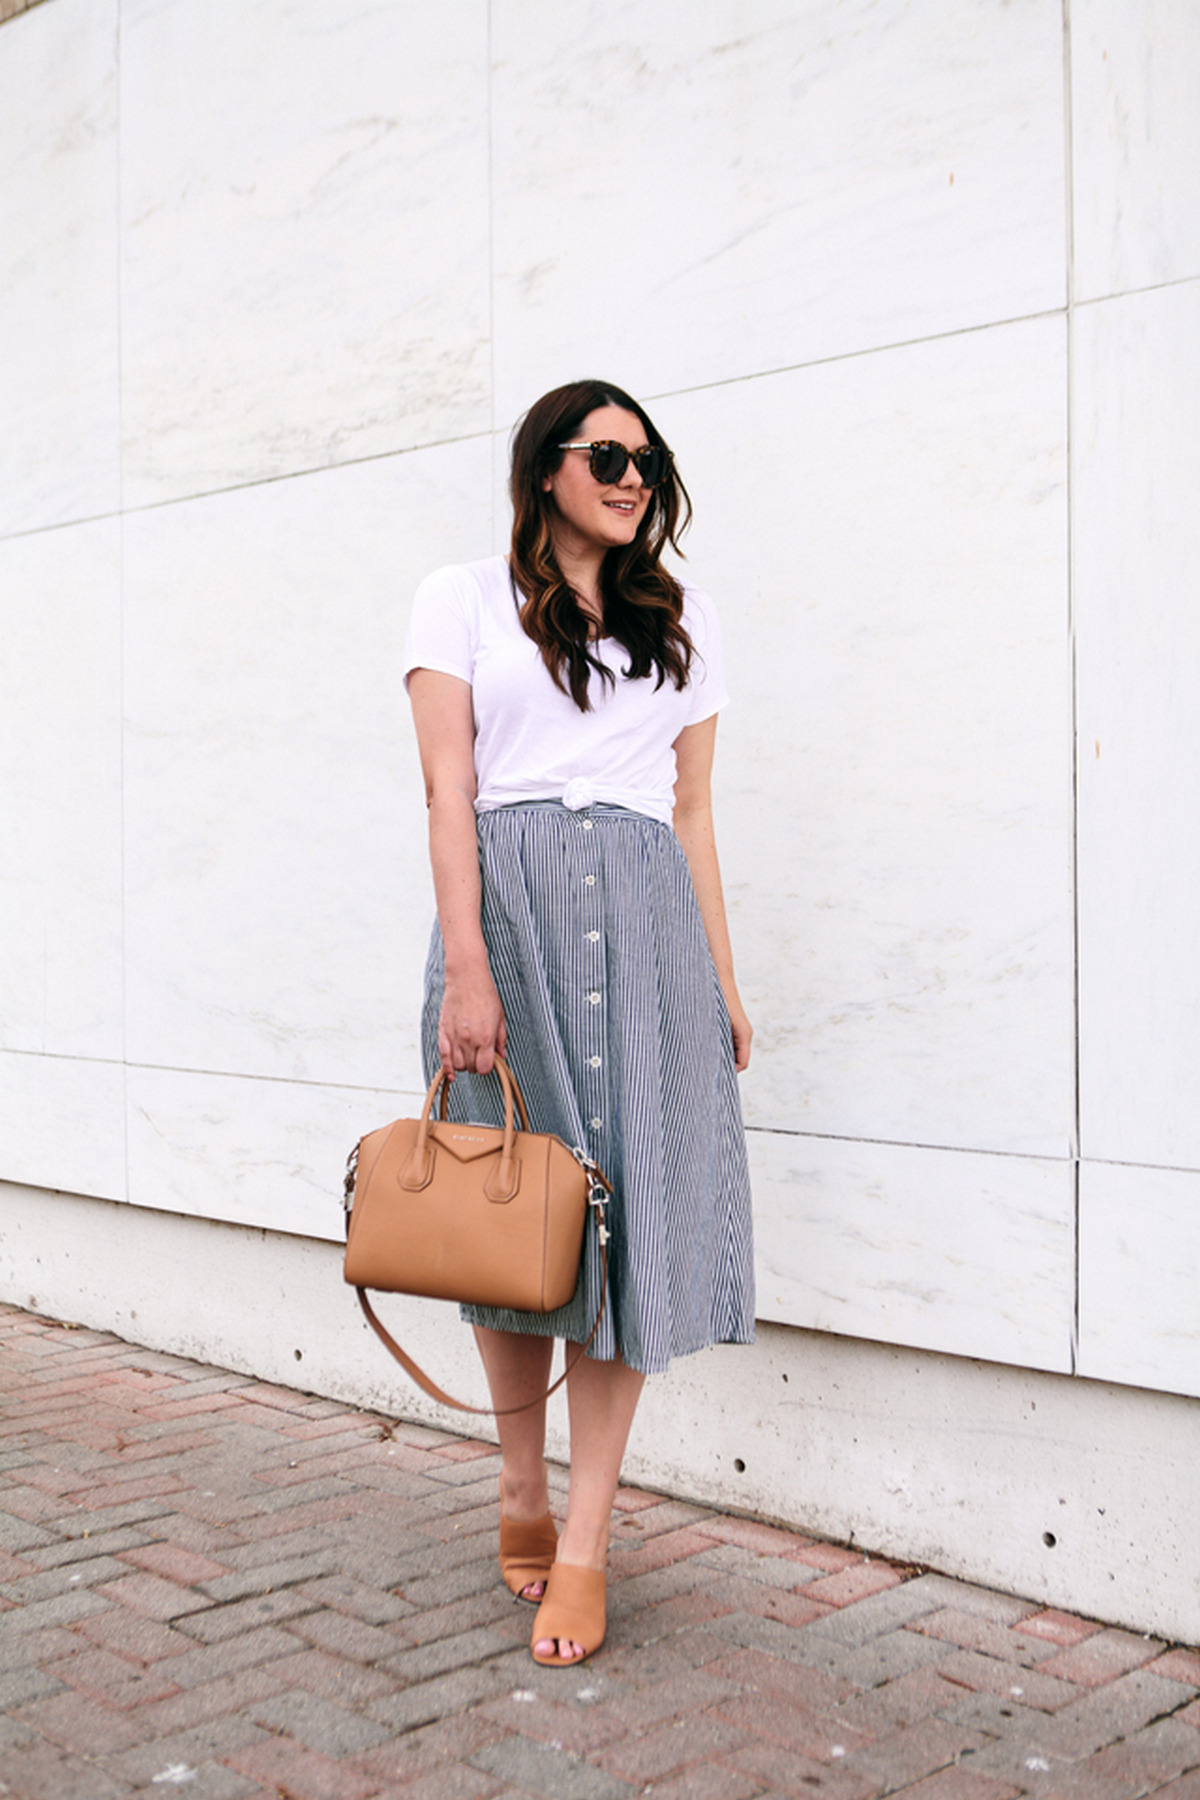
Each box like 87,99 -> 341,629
343,1056 -> 611,1414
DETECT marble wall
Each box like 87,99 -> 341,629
2,0 -> 1197,1395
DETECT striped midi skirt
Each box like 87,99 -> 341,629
420,801 -> 755,1376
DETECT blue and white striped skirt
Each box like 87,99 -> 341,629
420,801 -> 755,1375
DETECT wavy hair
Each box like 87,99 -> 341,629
508,379 -> 694,712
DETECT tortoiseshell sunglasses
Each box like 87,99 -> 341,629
556,440 -> 673,488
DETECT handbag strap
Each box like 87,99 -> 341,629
349,1125 -> 614,1417
355,1227 -> 609,1416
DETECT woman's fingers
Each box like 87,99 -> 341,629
438,988 -> 507,1077
730,1007 -> 754,1073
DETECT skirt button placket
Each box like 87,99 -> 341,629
579,809 -> 606,1147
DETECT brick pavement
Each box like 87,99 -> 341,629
1,1300 -> 1198,1800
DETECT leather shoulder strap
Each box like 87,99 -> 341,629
355,1235 -> 609,1417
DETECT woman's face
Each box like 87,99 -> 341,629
542,405 -> 654,556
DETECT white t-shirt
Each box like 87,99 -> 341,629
403,555 -> 729,826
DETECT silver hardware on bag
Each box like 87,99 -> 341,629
571,1146 -> 612,1243
343,1142 -> 360,1210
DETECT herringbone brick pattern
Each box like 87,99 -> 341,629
1,1301 -> 1197,1799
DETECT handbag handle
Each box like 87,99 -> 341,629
403,1057 -> 531,1202
352,1056 -> 614,1416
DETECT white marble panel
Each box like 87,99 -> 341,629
122,436 -> 492,1091
126,1064 -> 422,1240
1075,282 -> 1200,1170
119,0 -> 490,507
0,519 -> 123,1059
0,1051 -> 125,1201
491,0 -> 1065,421
655,314 -> 1074,1157
1078,1160 -> 1200,1400
1071,0 -> 1200,301
0,0 -> 119,534
751,1129 -> 1074,1373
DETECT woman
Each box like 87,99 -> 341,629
404,379 -> 754,1667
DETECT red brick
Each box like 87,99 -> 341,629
56,1473 -> 187,1511
716,1578 -> 834,1628
846,1720 -> 992,1792
608,1526 -> 719,1581
805,1560 -> 905,1606
430,1437 -> 495,1461
0,1739 -> 133,1800
0,1623 -> 91,1664
43,1646 -> 181,1708
1155,1773 -> 1200,1799
1014,1608 -> 1103,1648
128,1662 -> 290,1737
890,1770 -> 1021,1799
933,1648 -> 1080,1712
74,1606 -> 192,1662
1037,1625 -> 1163,1686
117,1542 -> 233,1584
272,1646 -> 400,1705
704,1645 -> 859,1711
725,1738 -> 880,1800
108,1431 -> 220,1464
643,1764 -> 765,1800
789,1540 -> 866,1573
595,1712 -> 750,1784
95,1570 -> 215,1620
1151,1649 -> 1200,1687
693,1515 -> 816,1557
476,1688 -> 614,1755
15,1460 -> 102,1497
611,1484 -> 669,1512
231,1382 -> 324,1414
13,1688 -> 147,1753
601,1626 -> 731,1683
106,1368 -> 178,1392
281,1413 -> 387,1442
225,1735 -> 377,1798
711,1689 -> 873,1762
218,1494 -> 365,1538
370,1769 -> 503,1800
908,1608 -> 1060,1667
136,1390 -> 244,1421
351,1710 -> 508,1785
630,1585 -> 743,1634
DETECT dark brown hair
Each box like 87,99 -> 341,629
508,379 -> 694,711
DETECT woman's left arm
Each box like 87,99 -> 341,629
672,716 -> 753,1072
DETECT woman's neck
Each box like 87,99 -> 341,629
550,532 -> 606,624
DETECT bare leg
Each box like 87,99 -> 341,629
474,1327 -> 555,1598
534,1350 -> 645,1662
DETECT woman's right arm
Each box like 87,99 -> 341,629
407,669 -> 506,1077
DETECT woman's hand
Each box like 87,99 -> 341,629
438,966 -> 507,1078
725,989 -> 754,1073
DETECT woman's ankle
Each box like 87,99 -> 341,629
552,1521 -> 609,1571
500,1467 -> 550,1520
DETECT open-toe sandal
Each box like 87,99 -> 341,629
499,1484 -> 557,1603
530,1562 -> 607,1666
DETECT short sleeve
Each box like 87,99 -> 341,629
403,565 -> 477,687
681,587 -> 731,725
